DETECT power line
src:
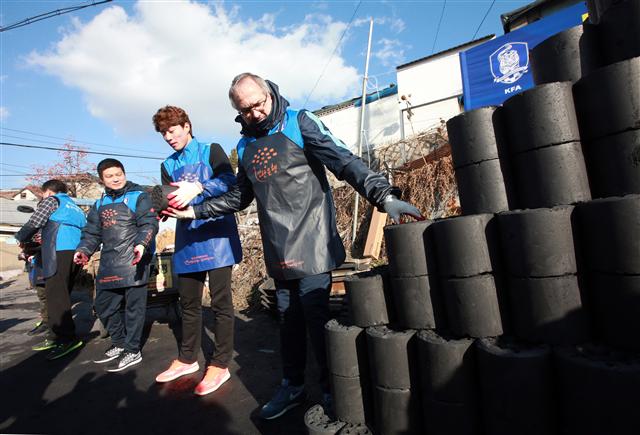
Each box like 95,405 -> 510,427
0,0 -> 113,32
0,127 -> 159,156
0,162 -> 32,170
304,0 -> 363,107
472,0 -> 496,40
1,142 -> 164,161
431,0 -> 447,54
1,171 -> 157,177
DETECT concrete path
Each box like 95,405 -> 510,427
0,273 -> 323,435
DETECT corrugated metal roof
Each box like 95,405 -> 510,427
314,84 -> 398,116
354,85 -> 398,107
396,34 -> 495,70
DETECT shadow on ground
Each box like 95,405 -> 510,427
0,274 -> 327,435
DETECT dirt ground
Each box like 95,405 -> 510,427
0,272 -> 325,435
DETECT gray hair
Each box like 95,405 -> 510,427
228,72 -> 270,109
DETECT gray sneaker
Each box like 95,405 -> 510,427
106,351 -> 142,372
259,379 -> 306,420
94,345 -> 124,364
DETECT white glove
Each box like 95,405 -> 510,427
167,181 -> 203,209
162,206 -> 196,220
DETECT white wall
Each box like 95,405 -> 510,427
319,38 -> 494,145
317,92 -> 401,153
397,51 -> 464,106
400,96 -> 462,137
396,37 -> 492,138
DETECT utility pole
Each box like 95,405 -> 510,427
352,17 -> 374,245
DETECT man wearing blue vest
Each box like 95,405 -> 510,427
16,179 -> 87,360
74,159 -> 158,372
152,106 -> 242,396
165,73 -> 421,418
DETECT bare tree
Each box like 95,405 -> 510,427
27,143 -> 97,197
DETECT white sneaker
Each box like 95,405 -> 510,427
94,345 -> 124,364
107,351 -> 142,372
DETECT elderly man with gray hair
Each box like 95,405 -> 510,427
165,72 -> 421,419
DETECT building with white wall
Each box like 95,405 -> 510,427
315,35 -> 495,152
396,35 -> 494,139
314,85 -> 401,154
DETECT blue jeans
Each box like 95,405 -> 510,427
94,285 -> 147,353
275,272 -> 331,392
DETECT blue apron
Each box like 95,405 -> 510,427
41,193 -> 86,279
163,139 -> 242,274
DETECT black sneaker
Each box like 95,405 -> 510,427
46,339 -> 83,361
93,345 -> 124,364
107,351 -> 142,372
27,320 -> 48,336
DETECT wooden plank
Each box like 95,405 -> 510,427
363,208 -> 388,259
330,281 -> 346,295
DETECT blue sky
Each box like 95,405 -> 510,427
1,0 -> 531,189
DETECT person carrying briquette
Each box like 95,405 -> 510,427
15,179 -> 86,360
164,73 -> 422,418
74,158 -> 158,372
152,105 -> 242,396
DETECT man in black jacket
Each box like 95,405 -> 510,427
165,73 -> 421,418
74,159 -> 158,372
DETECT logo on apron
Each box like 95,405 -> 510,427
251,147 -> 279,182
178,172 -> 199,182
100,208 -> 119,228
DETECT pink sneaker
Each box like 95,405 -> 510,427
194,366 -> 231,396
155,360 -> 199,383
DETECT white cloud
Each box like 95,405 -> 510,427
0,106 -> 9,121
25,1 -> 360,139
389,18 -> 405,33
311,2 -> 329,11
373,38 -> 407,67
354,16 -> 405,33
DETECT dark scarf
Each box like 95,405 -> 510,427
235,80 -> 290,138
105,181 -> 137,199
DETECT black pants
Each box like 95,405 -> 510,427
275,272 -> 331,392
177,266 -> 234,367
94,284 -> 148,353
36,284 -> 48,324
45,250 -> 79,342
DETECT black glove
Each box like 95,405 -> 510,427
150,185 -> 179,213
382,194 -> 423,224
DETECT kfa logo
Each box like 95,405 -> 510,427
490,42 -> 529,84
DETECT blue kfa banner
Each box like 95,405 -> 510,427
460,2 -> 587,110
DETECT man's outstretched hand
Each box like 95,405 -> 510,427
73,251 -> 89,266
132,244 -> 145,265
162,206 -> 196,220
382,194 -> 423,224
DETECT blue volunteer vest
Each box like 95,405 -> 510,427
41,193 -> 86,278
162,139 -> 242,274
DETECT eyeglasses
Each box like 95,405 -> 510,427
237,95 -> 268,116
